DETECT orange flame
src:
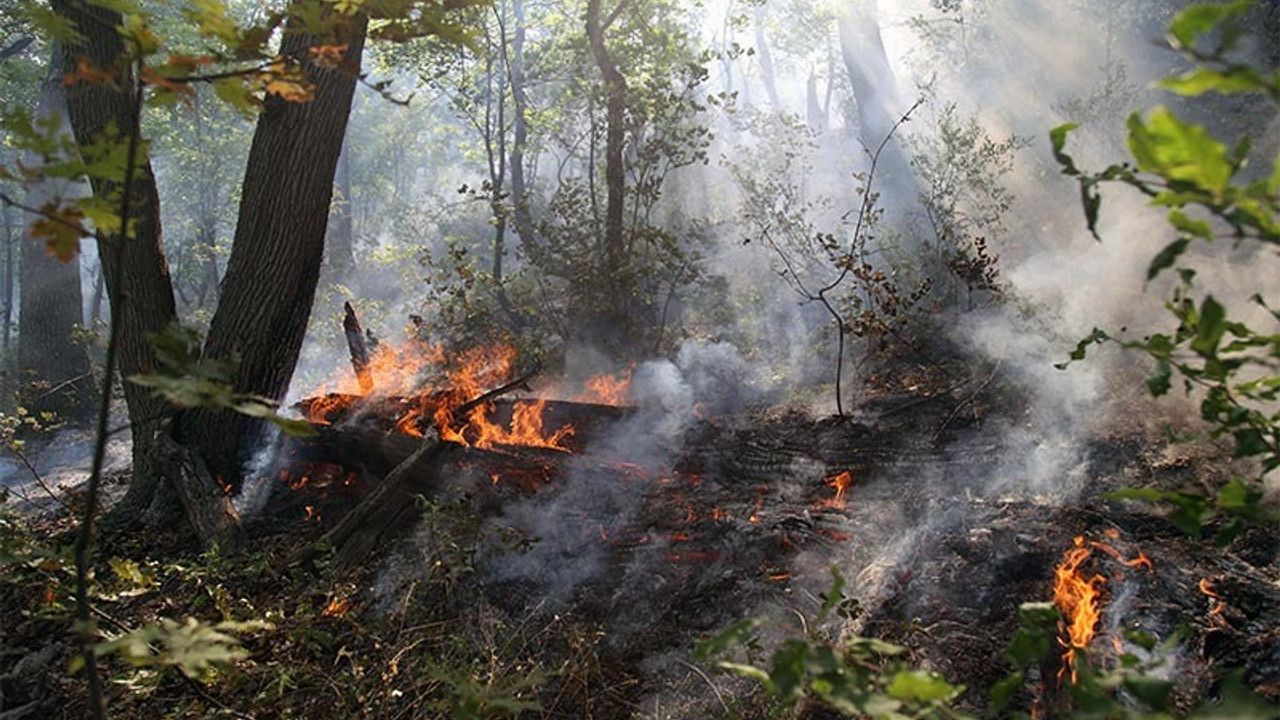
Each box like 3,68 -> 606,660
819,471 -> 853,509
305,340 -> 576,451
322,597 -> 351,618
576,369 -> 632,406
1199,578 -> 1227,627
1052,536 -> 1106,684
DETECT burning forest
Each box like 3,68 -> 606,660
1,0 -> 1279,719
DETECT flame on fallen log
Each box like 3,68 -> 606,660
1052,535 -> 1105,684
305,341 -> 579,452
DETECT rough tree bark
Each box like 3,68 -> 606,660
54,0 -> 247,546
53,0 -> 186,528
183,8 -> 369,480
18,49 -> 93,420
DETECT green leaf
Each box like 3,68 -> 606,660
1125,674 -> 1174,711
817,565 -> 846,622
887,670 -> 958,704
1050,123 -> 1081,175
1148,238 -> 1191,282
1159,66 -> 1268,97
1128,107 -> 1233,197
694,618 -> 763,661
1147,359 -> 1173,397
988,671 -> 1024,714
1056,328 -> 1110,369
1192,296 -> 1227,356
716,661 -> 772,686
767,640 -> 810,700
1217,478 -> 1263,513
1189,671 -> 1280,719
1167,1 -> 1252,50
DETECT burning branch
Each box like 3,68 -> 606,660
342,301 -> 374,395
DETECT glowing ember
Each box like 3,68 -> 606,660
818,470 -> 853,509
1052,536 -> 1106,684
304,505 -> 318,522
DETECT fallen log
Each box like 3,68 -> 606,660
291,428 -> 448,572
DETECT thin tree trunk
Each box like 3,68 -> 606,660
509,0 -> 537,250
89,260 -> 104,326
585,0 -> 627,276
184,7 -> 369,480
2,201 -> 14,352
327,137 -> 355,279
19,46 -> 94,420
754,6 -> 781,111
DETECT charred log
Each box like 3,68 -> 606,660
342,301 -> 373,394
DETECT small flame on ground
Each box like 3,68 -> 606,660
818,470 -> 853,510
1052,535 -> 1105,684
304,505 -> 318,522
1199,578 -> 1227,627
322,597 -> 351,618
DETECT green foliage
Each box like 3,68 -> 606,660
1054,1 -> 1280,536
88,616 -> 271,682
697,567 -> 969,719
702,573 -> 1280,720
130,323 -> 317,437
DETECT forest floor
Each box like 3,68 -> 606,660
2,360 -> 1278,719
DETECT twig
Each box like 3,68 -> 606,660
450,362 -> 543,419
676,659 -> 730,715
931,359 -> 1002,442
29,371 -> 94,401
11,447 -> 71,511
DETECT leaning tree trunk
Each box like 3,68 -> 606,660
836,0 -> 917,205
183,7 -> 369,481
53,0 -> 190,525
18,49 -> 94,420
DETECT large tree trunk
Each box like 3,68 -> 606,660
53,0 -> 183,524
18,50 -> 93,420
54,0 -> 244,546
836,0 -> 916,204
183,7 -> 369,479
